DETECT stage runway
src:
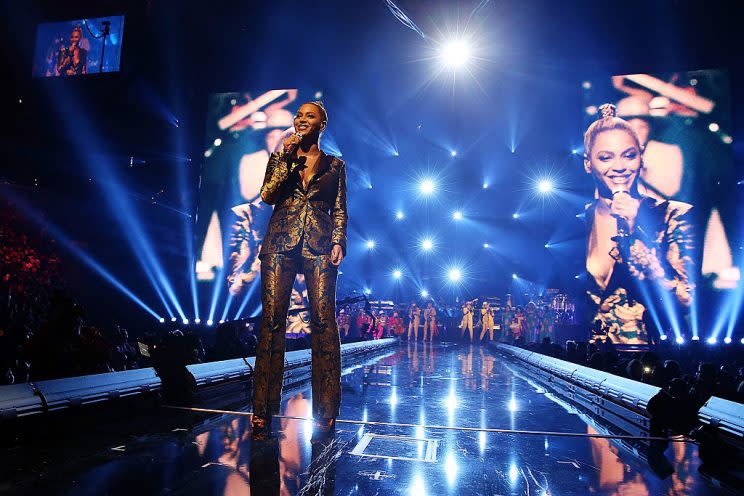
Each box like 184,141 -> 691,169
2,342 -> 724,495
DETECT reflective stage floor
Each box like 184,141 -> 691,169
2,342 -> 729,495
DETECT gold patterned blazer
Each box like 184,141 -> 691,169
259,150 -> 348,258
586,197 -> 695,344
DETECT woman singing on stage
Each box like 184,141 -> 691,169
583,104 -> 694,345
251,101 -> 347,436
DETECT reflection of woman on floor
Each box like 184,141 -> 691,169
583,104 -> 695,344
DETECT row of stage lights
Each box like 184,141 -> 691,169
659,334 -> 744,345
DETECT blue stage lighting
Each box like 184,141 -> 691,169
741,338 -> 744,345
707,337 -> 717,344
660,334 -> 667,341
396,210 -> 405,220
159,317 -> 165,323
676,336 -> 684,344
450,150 -> 457,157
213,138 -> 222,147
219,319 -> 225,324
182,318 -> 189,325
724,337 -> 732,344
421,238 -> 434,252
393,269 -> 403,280
452,210 -> 463,221
537,179 -> 554,194
363,288 -> 372,295
171,317 -> 177,322
366,239 -> 376,250
512,273 -> 518,279
419,178 -> 436,195
207,319 -> 213,326
512,213 -> 520,219
544,243 -> 550,248
447,268 -> 462,282
421,289 -> 429,298
482,183 -> 489,189
194,318 -> 201,324
483,243 -> 490,248
692,336 -> 700,341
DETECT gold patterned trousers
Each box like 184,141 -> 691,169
252,248 -> 341,420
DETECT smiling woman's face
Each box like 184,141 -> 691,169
294,103 -> 325,137
585,129 -> 642,197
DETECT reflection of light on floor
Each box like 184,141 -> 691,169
390,387 -> 399,407
445,453 -> 458,485
445,388 -> 458,410
304,402 -> 314,438
410,474 -> 426,495
508,397 -> 518,412
509,462 -> 519,484
479,430 -> 487,453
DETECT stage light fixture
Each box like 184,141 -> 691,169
482,183 -> 489,189
512,213 -> 520,219
440,39 -> 472,69
194,318 -> 201,324
171,317 -> 177,322
537,179 -> 554,194
447,268 -> 462,282
393,269 -> 403,279
483,243 -> 490,248
419,178 -> 436,195
676,336 -> 684,344
214,138 -> 222,147
450,150 -> 457,157
740,337 -> 744,344
159,317 -> 165,323
421,238 -> 434,252
452,210 -> 463,220
421,289 -> 429,297
182,318 -> 189,325
207,319 -> 213,326
707,337 -> 717,344
660,334 -> 667,341
396,210 -> 405,220
544,243 -> 550,248
363,288 -> 372,295
219,319 -> 225,324
692,336 -> 700,341
366,239 -> 376,250
512,273 -> 518,279
724,337 -> 732,344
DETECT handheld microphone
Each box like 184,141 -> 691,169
611,187 -> 631,255
283,132 -> 306,173
283,132 -> 304,158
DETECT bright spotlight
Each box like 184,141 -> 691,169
544,243 -> 550,248
207,319 -> 214,326
219,319 -> 225,324
194,318 -> 201,324
363,287 -> 372,295
421,238 -> 434,252
447,268 -> 462,282
512,212 -> 520,219
421,289 -> 429,298
706,337 -> 717,344
483,243 -> 490,248
366,239 -> 376,250
392,269 -> 403,280
452,210 -> 463,220
692,336 -> 700,341
512,273 -> 518,279
182,318 -> 189,325
676,336 -> 685,344
659,334 -> 667,341
724,336 -> 732,344
395,210 -> 405,220
450,150 -> 457,157
740,338 -> 744,345
159,317 -> 165,323
482,183 -> 489,189
171,317 -> 177,322
571,148 -> 580,155
440,39 -> 472,69
419,178 -> 436,195
213,138 -> 222,147
537,179 -> 554,193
